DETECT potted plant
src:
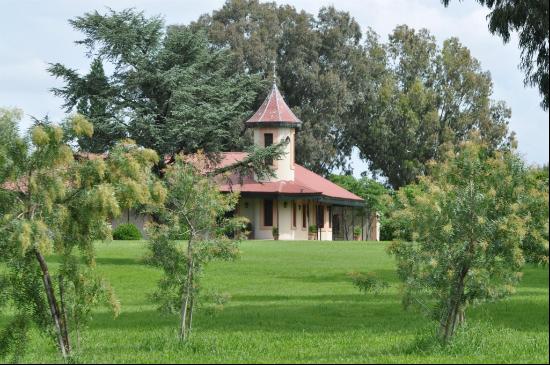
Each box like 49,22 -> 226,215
308,224 -> 317,240
353,226 -> 362,241
272,226 -> 279,240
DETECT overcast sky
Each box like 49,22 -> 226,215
1,0 -> 548,174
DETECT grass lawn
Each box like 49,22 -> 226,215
2,240 -> 548,363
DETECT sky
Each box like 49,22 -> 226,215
1,0 -> 548,176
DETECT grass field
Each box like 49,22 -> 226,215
3,240 -> 548,363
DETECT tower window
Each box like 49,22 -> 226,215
264,133 -> 273,165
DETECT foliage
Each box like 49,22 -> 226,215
330,174 -> 391,238
443,0 -> 549,110
353,227 -> 362,237
48,8 -> 264,159
49,8 -> 287,180
272,226 -> 279,238
329,174 -> 390,216
354,26 -> 514,188
112,223 -> 142,240
0,109 -> 164,361
191,2 -> 369,175
218,216 -> 251,240
520,164 -> 549,264
388,136 -> 549,342
146,155 -> 241,340
348,271 -> 389,294
192,2 -> 513,181
308,224 -> 317,233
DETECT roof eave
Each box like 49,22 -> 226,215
245,121 -> 302,129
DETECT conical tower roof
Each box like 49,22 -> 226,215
245,83 -> 302,128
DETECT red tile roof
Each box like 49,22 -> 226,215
3,151 -> 364,204
215,152 -> 363,203
246,84 -> 302,127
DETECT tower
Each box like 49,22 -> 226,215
245,83 -> 302,182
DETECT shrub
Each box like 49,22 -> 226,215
308,224 -> 317,233
353,227 -> 362,237
348,271 -> 389,294
112,223 -> 141,240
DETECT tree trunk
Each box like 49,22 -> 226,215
180,237 -> 194,341
439,268 -> 468,342
58,275 -> 71,354
34,249 -> 70,359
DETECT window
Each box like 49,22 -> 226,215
292,202 -> 297,228
317,205 -> 325,228
263,199 -> 273,227
302,204 -> 307,228
264,133 -> 273,165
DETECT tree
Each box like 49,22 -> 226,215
49,8 -> 265,160
0,110 -> 165,361
191,1 -> 370,175
354,25 -> 513,188
521,164 -> 549,264
146,153 -> 242,340
442,0 -> 549,110
58,58 -> 126,152
329,174 -> 391,237
388,136 -> 549,342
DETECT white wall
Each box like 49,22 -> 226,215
253,127 -> 295,182
235,198 -> 333,240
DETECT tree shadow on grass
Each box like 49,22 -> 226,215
95,257 -> 144,266
89,290 -> 549,337
45,255 -> 143,267
230,293 -> 392,303
90,297 -> 420,335
275,269 -> 399,284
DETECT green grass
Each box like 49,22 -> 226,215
2,240 -> 548,363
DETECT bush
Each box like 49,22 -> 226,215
113,223 -> 141,240
348,271 -> 389,294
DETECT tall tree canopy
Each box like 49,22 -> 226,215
443,0 -> 549,110
193,1 -> 513,184
49,8 -> 265,158
51,4 -> 515,185
353,25 -> 513,188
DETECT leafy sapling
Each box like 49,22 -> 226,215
0,110 -> 165,361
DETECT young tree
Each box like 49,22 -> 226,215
521,164 -> 550,264
388,136 -> 549,342
442,0 -> 549,110
0,110 -> 165,361
146,154 -> 243,340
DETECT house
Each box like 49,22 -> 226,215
3,82 -> 380,241
207,82 -> 380,241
